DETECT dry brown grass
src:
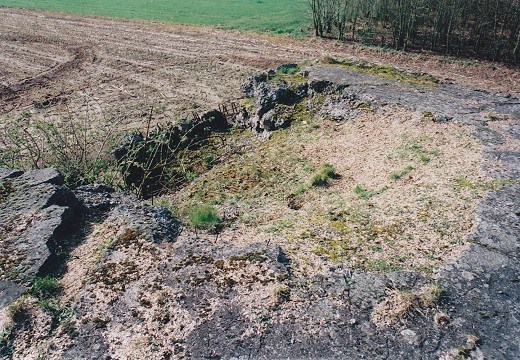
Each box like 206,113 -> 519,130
371,283 -> 442,328
167,104 -> 487,276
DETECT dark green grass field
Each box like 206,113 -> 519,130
0,0 -> 308,35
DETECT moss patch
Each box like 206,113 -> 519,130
0,180 -> 15,204
319,56 -> 440,86
267,62 -> 309,84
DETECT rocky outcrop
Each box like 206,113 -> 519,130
0,169 -> 81,288
0,64 -> 518,359
114,109 -> 230,198
237,63 -> 519,132
74,184 -> 179,244
1,160 -> 517,359
237,80 -> 303,133
307,65 -> 519,125
319,93 -> 371,121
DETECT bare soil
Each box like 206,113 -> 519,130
0,7 -> 518,130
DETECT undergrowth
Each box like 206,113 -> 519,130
0,110 -> 123,188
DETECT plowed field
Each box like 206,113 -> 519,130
0,7 -> 518,130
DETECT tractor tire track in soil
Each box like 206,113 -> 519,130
0,34 -> 95,112
0,52 -> 91,112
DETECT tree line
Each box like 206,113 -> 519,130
307,0 -> 520,63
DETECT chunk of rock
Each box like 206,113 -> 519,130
320,93 -> 373,121
237,78 -> 302,133
0,169 -> 82,305
241,73 -> 268,98
253,82 -> 300,118
308,79 -> 337,94
255,108 -> 291,132
400,329 -> 419,345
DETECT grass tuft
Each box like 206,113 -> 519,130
273,284 -> 291,303
371,283 -> 442,327
31,276 -> 62,300
292,184 -> 308,196
293,163 -> 338,195
187,204 -> 220,231
354,185 -> 371,199
311,163 -> 337,187
354,185 -> 388,200
389,165 -> 414,180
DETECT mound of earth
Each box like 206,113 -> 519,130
0,63 -> 519,359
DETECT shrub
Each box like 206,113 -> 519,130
0,112 -> 122,188
187,204 -> 220,231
